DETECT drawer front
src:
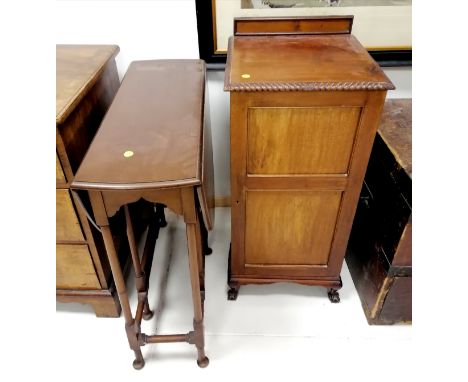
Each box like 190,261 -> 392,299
56,244 -> 101,289
56,189 -> 85,242
247,107 -> 361,175
56,153 -> 66,184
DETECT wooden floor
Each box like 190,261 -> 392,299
56,207 -> 412,379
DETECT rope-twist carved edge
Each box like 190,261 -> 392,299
224,37 -> 395,92
224,81 -> 395,92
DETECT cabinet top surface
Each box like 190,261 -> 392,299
56,44 -> 119,124
224,34 -> 394,92
72,59 -> 206,191
379,99 -> 412,178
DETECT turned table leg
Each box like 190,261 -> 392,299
101,224 -> 144,369
124,205 -> 153,320
185,195 -> 209,368
156,203 -> 167,227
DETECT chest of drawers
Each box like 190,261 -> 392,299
56,45 -> 122,317
224,17 -> 394,301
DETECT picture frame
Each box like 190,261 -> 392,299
195,0 -> 412,67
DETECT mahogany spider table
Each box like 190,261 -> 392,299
71,60 -> 214,369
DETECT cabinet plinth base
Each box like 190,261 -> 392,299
56,287 -> 121,317
227,277 -> 343,301
227,243 -> 343,301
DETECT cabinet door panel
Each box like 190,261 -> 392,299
247,107 -> 361,175
245,190 -> 342,267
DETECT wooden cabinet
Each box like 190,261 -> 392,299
224,17 -> 394,302
56,45 -> 122,317
346,99 -> 412,324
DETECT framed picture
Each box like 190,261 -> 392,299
196,0 -> 412,66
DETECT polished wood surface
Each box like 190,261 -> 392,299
226,17 -> 392,301
247,107 -> 361,174
72,59 -> 215,230
225,31 -> 394,92
56,45 -> 122,317
346,99 -> 411,324
234,16 -> 353,36
56,244 -> 101,290
74,60 -> 206,190
56,44 -> 119,123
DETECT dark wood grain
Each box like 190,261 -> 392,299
346,98 -> 412,325
379,99 -> 412,178
378,277 -> 412,324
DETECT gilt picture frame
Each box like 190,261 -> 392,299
196,0 -> 412,66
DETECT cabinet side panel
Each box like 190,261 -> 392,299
248,107 -> 361,174
327,91 -> 387,275
230,93 -> 248,275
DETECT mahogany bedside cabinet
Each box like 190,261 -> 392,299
71,59 -> 214,369
56,45 -> 125,317
347,99 -> 412,324
224,16 -> 394,302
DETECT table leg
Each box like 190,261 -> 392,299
124,205 -> 153,320
101,224 -> 144,369
186,217 -> 209,368
199,207 -> 212,256
156,203 -> 167,227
